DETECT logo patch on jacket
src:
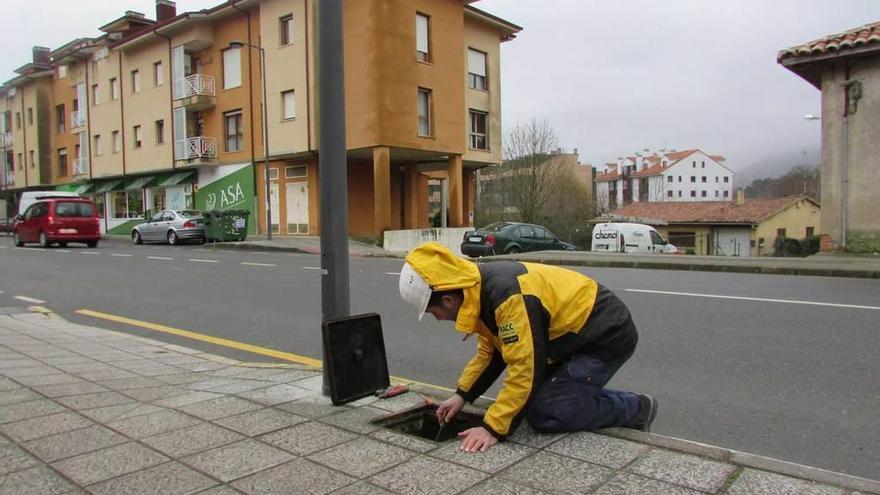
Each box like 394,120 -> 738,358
499,322 -> 518,344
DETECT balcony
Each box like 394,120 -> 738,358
175,136 -> 217,164
173,74 -> 216,110
71,110 -> 87,131
73,157 -> 89,176
0,132 -> 11,148
4,172 -> 14,185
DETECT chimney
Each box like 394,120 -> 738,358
736,188 -> 745,205
32,46 -> 50,64
156,0 -> 176,22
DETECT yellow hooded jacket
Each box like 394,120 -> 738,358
405,242 -> 604,438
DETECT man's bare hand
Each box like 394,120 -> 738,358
458,426 -> 498,453
436,394 -> 464,424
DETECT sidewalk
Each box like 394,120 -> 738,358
1,308 -> 878,494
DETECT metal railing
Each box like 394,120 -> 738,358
71,110 -> 87,129
3,172 -> 12,185
175,136 -> 216,160
73,157 -> 88,176
0,132 -> 11,147
173,74 -> 216,100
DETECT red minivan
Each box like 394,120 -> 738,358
13,197 -> 101,248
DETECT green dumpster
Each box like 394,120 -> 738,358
205,210 -> 249,242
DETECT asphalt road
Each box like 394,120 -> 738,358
1,237 -> 879,478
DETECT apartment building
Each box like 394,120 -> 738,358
0,0 -> 520,238
595,149 -> 734,211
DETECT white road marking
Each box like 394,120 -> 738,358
14,295 -> 45,304
56,249 -> 71,253
385,272 -> 401,276
302,266 -> 321,270
625,289 -> 880,311
0,246 -> 7,249
81,251 -> 101,255
111,253 -> 133,257
147,256 -> 174,260
242,262 -> 277,267
188,258 -> 219,263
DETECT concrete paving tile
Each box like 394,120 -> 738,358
181,439 -> 294,482
262,369 -> 322,383
369,392 -> 429,413
186,378 -> 240,391
0,378 -> 21,391
0,444 -> 40,475
38,356 -> 94,367
727,468 -> 845,495
77,369 -> 139,381
498,451 -> 615,494
87,461 -> 218,495
52,362 -> 117,374
308,437 -> 414,478
369,455 -> 488,495
95,376 -> 164,390
0,358 -> 44,369
20,349 -> 80,359
627,449 -> 736,493
215,407 -> 309,436
154,372 -> 206,385
0,387 -> 42,406
258,421 -> 357,456
0,464 -> 78,495
431,440 -> 536,474
143,422 -> 245,457
290,374 -> 324,392
193,487 -> 244,495
506,423 -> 567,449
230,368 -> 291,381
156,355 -> 209,366
33,381 -> 110,398
593,472 -> 705,495
368,429 -> 439,453
119,384 -> 185,402
0,410 -> 93,442
546,432 -> 650,469
107,408 -> 202,439
23,425 -> 128,462
275,395 -> 351,419
153,390 -> 224,408
0,365 -> 63,378
232,458 -> 355,495
79,402 -> 165,423
0,398 -> 68,424
175,361 -> 227,373
317,406 -> 387,434
461,478 -> 550,495
205,379 -> 275,394
52,442 -> 169,486
206,367 -> 260,378
177,396 -> 264,421
56,391 -> 136,410
124,363 -> 188,377
236,384 -> 311,406
12,373 -> 81,387
330,482 -> 395,494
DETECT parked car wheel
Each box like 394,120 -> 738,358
39,231 -> 51,248
58,241 -> 67,248
132,230 -> 143,245
505,246 -> 520,254
167,230 -> 179,245
86,240 -> 98,248
13,231 -> 24,247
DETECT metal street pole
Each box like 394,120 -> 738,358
259,47 -> 272,240
317,0 -> 350,394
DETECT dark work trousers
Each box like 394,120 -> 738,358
526,351 -> 640,432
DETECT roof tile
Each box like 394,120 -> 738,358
605,196 -> 816,224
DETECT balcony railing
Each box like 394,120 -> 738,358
4,172 -> 14,185
71,110 -> 87,130
0,132 -> 12,147
174,74 -> 216,100
73,157 -> 89,176
175,136 -> 216,160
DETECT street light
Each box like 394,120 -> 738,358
229,40 -> 272,240
804,114 -> 821,121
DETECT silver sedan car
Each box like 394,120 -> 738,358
131,210 -> 205,245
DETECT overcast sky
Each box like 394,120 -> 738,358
2,0 -> 877,173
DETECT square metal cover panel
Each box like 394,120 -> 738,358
322,313 -> 390,405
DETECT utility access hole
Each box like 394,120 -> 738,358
371,404 -> 483,442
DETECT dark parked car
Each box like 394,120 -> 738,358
12,197 -> 101,248
461,222 -> 576,257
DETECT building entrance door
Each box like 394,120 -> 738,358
285,181 -> 308,234
269,182 -> 280,234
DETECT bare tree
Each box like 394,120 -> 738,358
500,117 -> 565,224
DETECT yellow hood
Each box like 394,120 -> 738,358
404,242 -> 482,333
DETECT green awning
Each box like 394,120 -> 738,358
93,179 -> 124,194
55,182 -> 95,195
154,170 -> 197,187
123,175 -> 154,190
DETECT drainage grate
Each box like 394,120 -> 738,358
372,404 -> 483,442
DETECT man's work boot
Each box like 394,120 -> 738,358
625,394 -> 658,432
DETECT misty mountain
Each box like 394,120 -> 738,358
734,147 -> 820,188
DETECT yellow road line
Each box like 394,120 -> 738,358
74,308 -> 458,394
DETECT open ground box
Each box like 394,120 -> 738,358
371,403 -> 484,442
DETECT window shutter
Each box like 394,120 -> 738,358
223,48 -> 242,89
416,15 -> 429,53
468,49 -> 486,76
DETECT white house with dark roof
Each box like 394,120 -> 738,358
594,149 -> 734,211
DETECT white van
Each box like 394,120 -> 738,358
17,191 -> 82,216
591,222 -> 677,254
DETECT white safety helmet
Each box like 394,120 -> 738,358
399,262 -> 432,321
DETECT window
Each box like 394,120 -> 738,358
133,125 -> 142,148
29,150 -> 35,168
701,190 -> 707,197
417,88 -> 431,136
690,190 -> 696,198
690,176 -> 696,183
110,78 -> 119,100
110,190 -> 144,219
224,110 -> 244,151
723,176 -> 729,183
15,112 -> 21,129
468,110 -> 487,150
677,175 -> 681,182
112,131 -> 121,153
715,176 -> 719,183
222,47 -> 242,89
27,108 -> 33,126
701,176 -> 707,183
92,84 -> 99,105
282,90 -> 296,120
17,152 -> 23,170
280,14 -> 293,45
416,13 -> 430,62
93,135 -> 101,156
715,190 -> 719,197
777,228 -> 787,238
667,190 -> 673,198
701,161 -> 705,168
155,120 -> 164,144
677,191 -> 681,197
285,165 -> 306,178
153,62 -> 163,86
268,167 -> 279,180
468,49 -> 487,90
56,105 -> 65,133
131,69 -> 140,93
692,161 -> 696,168
667,176 -> 673,183
58,149 -> 67,176
58,65 -> 67,78
806,226 -> 815,237
723,190 -> 729,198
